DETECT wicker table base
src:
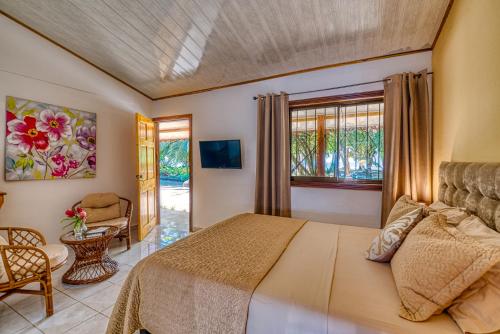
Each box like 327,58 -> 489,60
60,226 -> 120,285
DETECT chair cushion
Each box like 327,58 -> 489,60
81,192 -> 120,208
0,243 -> 68,284
87,217 -> 128,229
39,244 -> 68,269
0,235 -> 7,284
83,203 -> 121,223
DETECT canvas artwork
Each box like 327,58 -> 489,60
5,96 -> 96,181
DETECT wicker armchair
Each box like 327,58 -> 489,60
0,227 -> 68,317
72,193 -> 133,250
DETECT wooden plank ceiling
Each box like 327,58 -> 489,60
0,0 -> 451,99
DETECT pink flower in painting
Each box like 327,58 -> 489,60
51,154 -> 70,177
87,153 -> 96,170
52,164 -> 70,177
51,154 -> 66,165
7,116 -> 50,153
68,160 -> 79,169
36,109 -> 72,141
51,154 -> 80,177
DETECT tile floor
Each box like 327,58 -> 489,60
0,222 -> 188,334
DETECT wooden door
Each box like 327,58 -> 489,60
136,113 -> 157,241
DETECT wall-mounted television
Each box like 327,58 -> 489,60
199,140 -> 242,169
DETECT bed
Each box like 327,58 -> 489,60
107,161 -> 500,334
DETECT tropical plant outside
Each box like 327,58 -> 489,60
291,108 -> 384,181
159,140 -> 189,182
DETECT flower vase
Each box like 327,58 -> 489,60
81,220 -> 88,236
73,222 -> 84,240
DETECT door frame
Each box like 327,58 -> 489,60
153,114 -> 193,232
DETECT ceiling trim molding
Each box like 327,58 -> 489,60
0,9 -> 154,100
1,1 -> 452,101
431,0 -> 455,49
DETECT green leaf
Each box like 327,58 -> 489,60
22,109 -> 37,116
62,107 -> 76,119
75,118 -> 84,126
6,96 -> 17,111
14,156 -> 34,171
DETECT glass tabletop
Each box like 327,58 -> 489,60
60,225 -> 119,244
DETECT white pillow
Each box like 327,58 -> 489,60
448,216 -> 500,334
456,215 -> 500,246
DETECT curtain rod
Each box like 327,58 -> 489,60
252,72 -> 433,100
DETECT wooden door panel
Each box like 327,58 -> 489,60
148,188 -> 156,222
136,113 -> 157,241
147,146 -> 155,179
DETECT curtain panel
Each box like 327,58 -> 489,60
255,92 -> 291,217
381,70 -> 432,225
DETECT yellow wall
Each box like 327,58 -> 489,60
432,0 -> 500,199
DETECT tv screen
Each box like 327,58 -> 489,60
199,140 -> 242,169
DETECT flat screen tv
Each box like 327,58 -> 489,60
199,140 -> 242,169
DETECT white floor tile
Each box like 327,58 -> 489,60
107,264 -> 133,284
80,285 -> 122,312
0,302 -> 32,334
100,305 -> 114,318
35,302 -> 96,334
6,290 -> 77,324
15,325 -> 44,334
64,313 -> 109,334
59,281 -> 113,301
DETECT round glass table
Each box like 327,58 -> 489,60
60,226 -> 120,284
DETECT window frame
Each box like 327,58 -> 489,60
289,90 -> 384,191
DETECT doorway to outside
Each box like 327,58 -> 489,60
154,115 -> 192,246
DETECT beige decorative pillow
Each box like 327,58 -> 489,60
427,201 -> 469,225
83,203 -> 121,223
386,195 -> 422,226
0,235 -> 8,284
81,192 -> 119,208
447,215 -> 500,334
366,208 -> 423,262
391,215 -> 500,322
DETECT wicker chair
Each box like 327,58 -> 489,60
0,227 -> 68,317
72,193 -> 133,250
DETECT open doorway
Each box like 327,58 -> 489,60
154,115 -> 192,245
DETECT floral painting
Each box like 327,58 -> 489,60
5,96 -> 96,181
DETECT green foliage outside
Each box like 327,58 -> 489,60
291,127 -> 384,180
159,140 -> 189,182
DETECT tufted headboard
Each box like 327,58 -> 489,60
438,162 -> 500,232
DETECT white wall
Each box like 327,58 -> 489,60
152,52 -> 432,229
0,16 -> 152,243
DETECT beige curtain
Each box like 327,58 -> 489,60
381,70 -> 432,225
255,92 -> 291,217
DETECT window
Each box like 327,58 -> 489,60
290,91 -> 384,190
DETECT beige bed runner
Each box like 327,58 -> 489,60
106,213 -> 307,334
